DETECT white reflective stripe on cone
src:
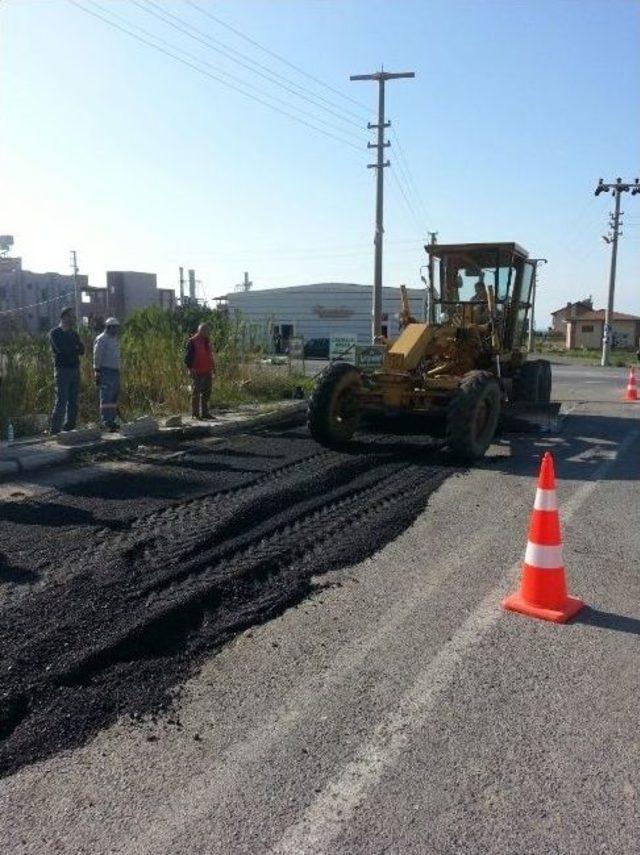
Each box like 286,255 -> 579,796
533,488 -> 558,511
524,541 -> 564,569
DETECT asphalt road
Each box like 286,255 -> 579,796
1,362 -> 639,854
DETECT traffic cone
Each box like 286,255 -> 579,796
623,366 -> 638,402
502,452 -> 584,623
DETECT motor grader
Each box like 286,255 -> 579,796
307,242 -> 552,460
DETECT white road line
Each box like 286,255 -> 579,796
271,429 -> 640,855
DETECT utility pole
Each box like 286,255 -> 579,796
70,250 -> 80,324
527,257 -> 548,353
350,68 -> 415,342
427,230 -> 438,324
594,178 -> 639,366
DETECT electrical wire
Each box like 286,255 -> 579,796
182,0 -> 372,120
134,0 -> 365,130
82,0 -> 364,145
390,125 -> 431,228
389,166 -> 425,236
67,0 -> 363,152
0,290 -> 75,316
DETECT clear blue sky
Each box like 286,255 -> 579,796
2,0 -> 639,327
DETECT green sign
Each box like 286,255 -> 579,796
330,334 -> 357,364
356,345 -> 386,373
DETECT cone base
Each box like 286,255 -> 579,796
502,592 -> 585,624
622,396 -> 639,402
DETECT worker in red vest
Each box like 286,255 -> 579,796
185,322 -> 216,419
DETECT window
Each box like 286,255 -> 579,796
41,288 -> 48,301
582,325 -> 594,333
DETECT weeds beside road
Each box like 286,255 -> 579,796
0,306 -> 311,438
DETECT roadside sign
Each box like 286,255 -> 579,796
356,344 -> 386,374
330,334 -> 357,364
289,336 -> 304,358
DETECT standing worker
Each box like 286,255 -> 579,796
93,317 -> 121,432
185,322 -> 216,420
49,306 -> 85,434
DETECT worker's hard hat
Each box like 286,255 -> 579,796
105,317 -> 120,327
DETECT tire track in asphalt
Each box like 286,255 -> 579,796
0,426 -> 455,778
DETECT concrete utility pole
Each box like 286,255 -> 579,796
527,257 -> 548,353
70,250 -> 80,324
427,230 -> 438,324
350,68 -> 415,341
594,178 -> 639,366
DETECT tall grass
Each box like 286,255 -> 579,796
0,306 -> 309,438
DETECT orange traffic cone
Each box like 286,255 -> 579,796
502,452 -> 584,623
623,366 -> 638,402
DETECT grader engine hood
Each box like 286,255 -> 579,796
387,323 -> 432,371
385,322 -> 483,377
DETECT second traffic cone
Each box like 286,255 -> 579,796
623,366 -> 638,402
502,451 -> 584,623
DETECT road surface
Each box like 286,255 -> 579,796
1,362 -> 639,854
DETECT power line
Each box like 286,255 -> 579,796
0,290 -> 75,316
390,125 -> 431,227
84,0 -> 364,144
183,0 -> 372,119
68,0 -> 363,152
389,166 -> 424,234
133,0 -> 365,130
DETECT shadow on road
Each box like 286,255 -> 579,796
0,551 -> 39,585
575,606 -> 640,637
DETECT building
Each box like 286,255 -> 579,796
0,256 -> 177,337
81,271 -> 176,327
0,256 -> 89,339
550,298 -> 593,333
566,310 -> 640,350
221,282 -> 427,351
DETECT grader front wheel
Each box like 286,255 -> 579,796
446,370 -> 501,461
307,362 -> 363,447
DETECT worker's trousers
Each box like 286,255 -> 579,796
99,367 -> 120,427
51,367 -> 80,434
191,372 -> 212,418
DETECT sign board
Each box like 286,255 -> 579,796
329,334 -> 357,364
356,344 -> 386,374
289,336 -> 304,358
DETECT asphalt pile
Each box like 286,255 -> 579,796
0,426 -> 455,778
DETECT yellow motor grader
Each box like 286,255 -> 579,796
307,242 -> 552,460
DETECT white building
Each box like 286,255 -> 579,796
222,282 -> 427,351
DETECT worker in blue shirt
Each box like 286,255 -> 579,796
49,306 -> 85,434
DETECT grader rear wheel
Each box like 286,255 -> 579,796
446,370 -> 501,461
516,359 -> 552,404
307,362 -> 363,447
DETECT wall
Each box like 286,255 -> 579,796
567,319 -> 640,350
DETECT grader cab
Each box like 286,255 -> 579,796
307,242 -> 552,460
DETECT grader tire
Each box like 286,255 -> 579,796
446,370 -> 501,461
307,362 -> 363,448
516,359 -> 552,404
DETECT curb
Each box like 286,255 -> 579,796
0,401 -> 307,483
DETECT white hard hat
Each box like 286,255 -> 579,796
105,317 -> 120,327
